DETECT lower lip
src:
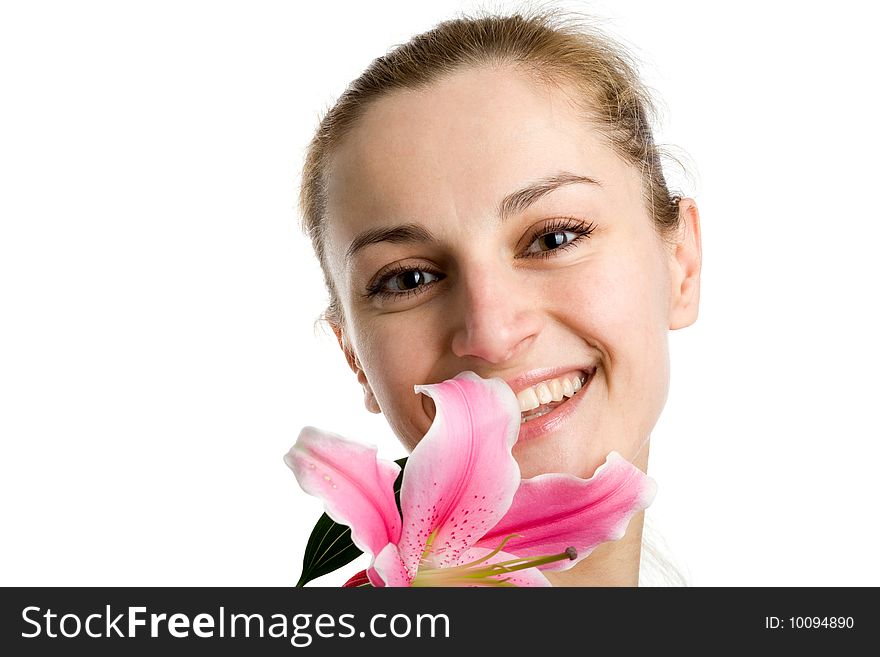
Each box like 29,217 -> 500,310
516,373 -> 593,443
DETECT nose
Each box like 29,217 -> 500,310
449,264 -> 543,364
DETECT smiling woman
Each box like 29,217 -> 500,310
297,9 -> 701,586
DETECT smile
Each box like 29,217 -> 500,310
514,368 -> 595,425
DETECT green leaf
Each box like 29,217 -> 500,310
295,456 -> 407,587
294,514 -> 362,587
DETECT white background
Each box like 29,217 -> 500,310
2,0 -> 878,586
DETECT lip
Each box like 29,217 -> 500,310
418,365 -> 596,437
515,367 -> 596,443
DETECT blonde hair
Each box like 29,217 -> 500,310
298,9 -> 682,325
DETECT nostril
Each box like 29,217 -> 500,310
450,328 -> 536,365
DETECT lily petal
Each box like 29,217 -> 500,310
372,543 -> 412,587
285,426 -> 402,558
342,570 -> 371,588
476,451 -> 657,570
397,372 -> 522,576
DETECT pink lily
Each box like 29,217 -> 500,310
285,371 -> 656,587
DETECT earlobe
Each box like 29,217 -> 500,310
669,198 -> 703,330
329,321 -> 382,414
362,386 -> 382,414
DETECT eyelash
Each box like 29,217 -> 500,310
519,217 -> 596,260
364,262 -> 445,301
364,217 -> 596,300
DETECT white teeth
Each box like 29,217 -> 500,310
517,386 -> 540,412
535,382 -> 552,405
515,371 -> 591,416
548,378 -> 564,402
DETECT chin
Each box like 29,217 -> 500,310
512,439 -> 596,479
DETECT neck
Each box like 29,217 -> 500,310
544,510 -> 645,587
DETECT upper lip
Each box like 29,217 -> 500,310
504,365 -> 594,395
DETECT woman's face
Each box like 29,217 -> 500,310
321,66 -> 699,478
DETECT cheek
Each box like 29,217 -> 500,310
560,250 -> 671,395
560,258 -> 668,346
350,316 -> 439,447
602,253 -> 672,428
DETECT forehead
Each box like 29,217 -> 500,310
324,65 -> 636,238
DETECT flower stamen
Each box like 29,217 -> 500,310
411,536 -> 577,587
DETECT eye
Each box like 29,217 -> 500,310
382,269 -> 440,292
520,218 -> 596,257
365,264 -> 445,300
523,229 -> 580,254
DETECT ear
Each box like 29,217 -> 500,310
329,321 -> 382,414
668,198 -> 702,330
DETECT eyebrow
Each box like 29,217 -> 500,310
344,171 -> 601,262
345,223 -> 436,262
499,171 -> 602,220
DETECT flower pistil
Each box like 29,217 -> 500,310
411,534 -> 577,587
